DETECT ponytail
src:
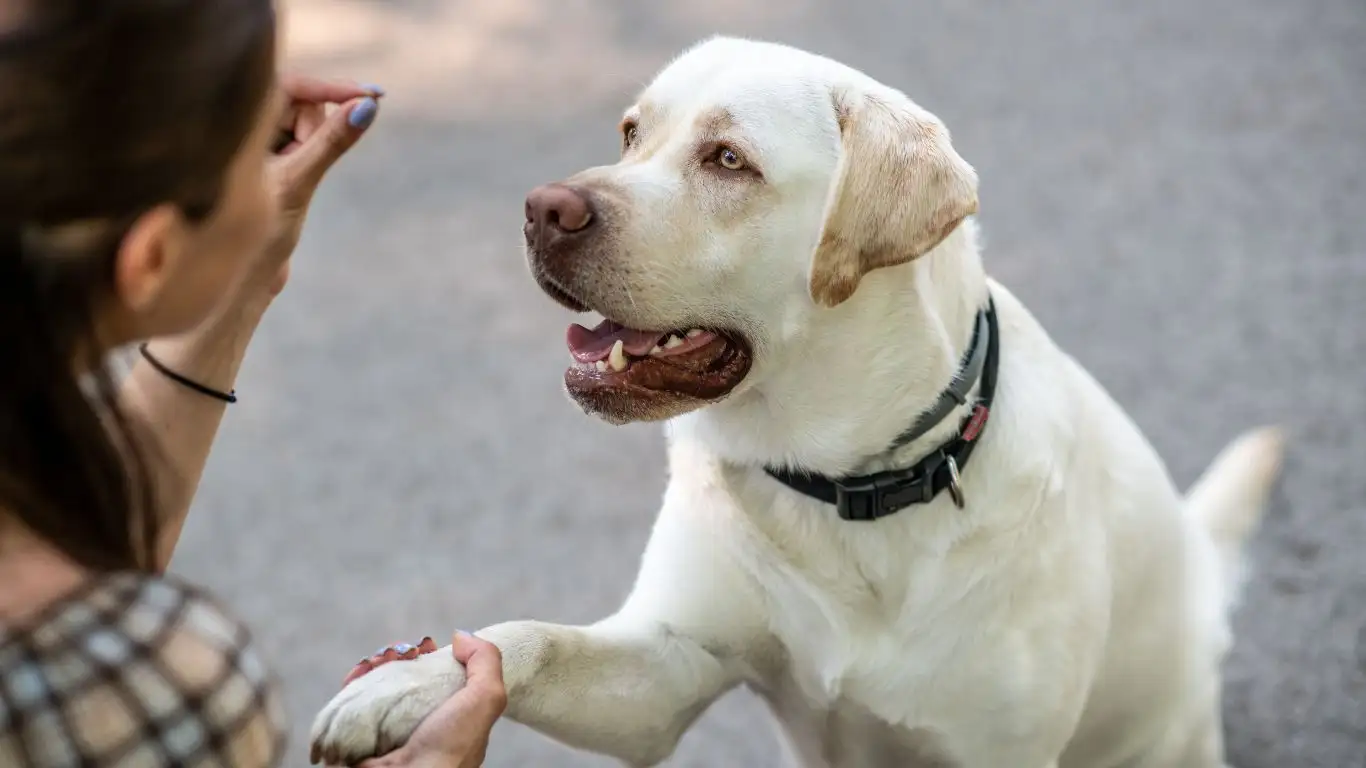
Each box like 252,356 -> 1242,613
0,224 -> 156,572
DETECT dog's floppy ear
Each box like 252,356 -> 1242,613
808,88 -> 979,307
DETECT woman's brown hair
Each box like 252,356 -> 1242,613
0,1 -> 277,571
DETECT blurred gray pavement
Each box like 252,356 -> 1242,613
170,0 -> 1366,765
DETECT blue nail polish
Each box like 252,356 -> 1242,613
348,97 -> 378,130
393,643 -> 414,654
362,83 -> 386,97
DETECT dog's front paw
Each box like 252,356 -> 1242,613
308,647 -> 465,765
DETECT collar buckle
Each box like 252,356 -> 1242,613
833,455 -> 943,521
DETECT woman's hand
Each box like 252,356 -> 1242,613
128,74 -> 383,567
333,632 -> 508,768
251,75 -> 385,298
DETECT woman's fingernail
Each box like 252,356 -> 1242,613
348,97 -> 379,130
393,642 -> 414,654
362,83 -> 386,97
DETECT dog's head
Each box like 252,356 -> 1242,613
524,36 -> 978,425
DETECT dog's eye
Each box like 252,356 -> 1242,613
716,146 -> 746,171
622,123 -> 639,150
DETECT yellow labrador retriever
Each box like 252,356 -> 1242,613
311,36 -> 1283,768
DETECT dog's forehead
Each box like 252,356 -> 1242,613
653,36 -> 845,88
637,48 -> 840,142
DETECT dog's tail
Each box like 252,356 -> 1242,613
1184,426 -> 1286,609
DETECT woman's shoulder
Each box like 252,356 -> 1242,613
0,571 -> 287,766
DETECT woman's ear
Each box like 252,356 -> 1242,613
113,204 -> 185,316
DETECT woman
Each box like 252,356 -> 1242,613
0,1 -> 505,766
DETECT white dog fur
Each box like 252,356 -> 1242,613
310,36 -> 1284,768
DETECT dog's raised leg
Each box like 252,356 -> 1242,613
475,615 -> 747,766
310,618 -> 745,766
310,445 -> 771,766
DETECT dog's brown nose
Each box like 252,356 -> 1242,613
525,183 -> 593,234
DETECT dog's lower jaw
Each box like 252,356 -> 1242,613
564,381 -> 715,426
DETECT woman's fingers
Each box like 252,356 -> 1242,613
279,74 -> 383,104
339,659 -> 373,688
269,74 -> 384,203
450,632 -> 508,723
339,637 -> 438,688
274,101 -> 327,155
294,102 -> 326,144
273,95 -> 379,207
272,73 -> 376,155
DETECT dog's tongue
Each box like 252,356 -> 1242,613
567,320 -> 664,363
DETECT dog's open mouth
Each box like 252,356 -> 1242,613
564,318 -> 752,401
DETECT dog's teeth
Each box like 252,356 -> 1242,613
665,335 -> 684,349
595,360 -> 608,372
608,340 -> 628,372
686,329 -> 703,338
650,345 -> 664,356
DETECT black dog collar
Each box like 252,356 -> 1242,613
764,294 -> 999,521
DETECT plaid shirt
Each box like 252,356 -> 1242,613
0,572 -> 287,767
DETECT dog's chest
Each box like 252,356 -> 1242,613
730,478 -> 995,727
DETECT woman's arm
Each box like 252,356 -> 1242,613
122,75 -> 382,570
120,293 -> 271,569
